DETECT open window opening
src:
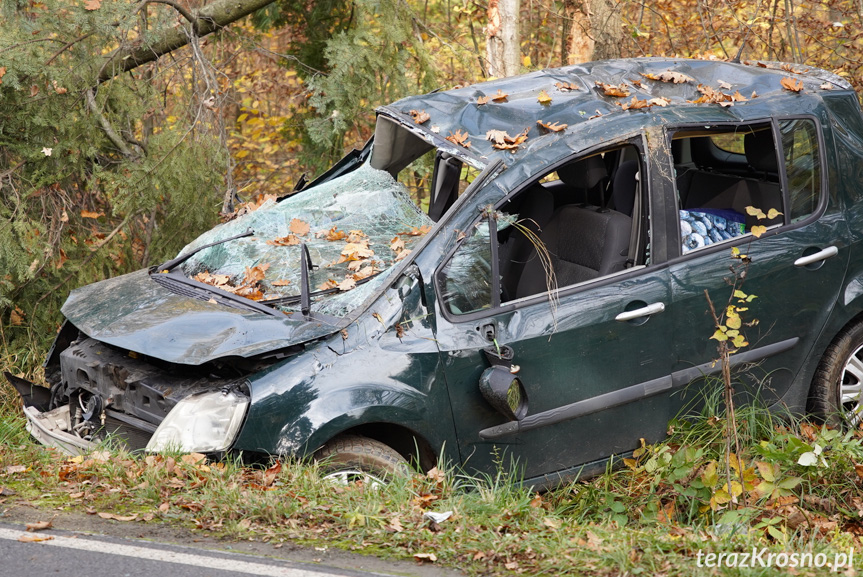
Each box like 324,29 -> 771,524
673,118 -> 822,255
371,115 -> 480,220
439,142 -> 650,315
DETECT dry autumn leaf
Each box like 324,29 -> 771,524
620,96 -> 650,111
537,90 -> 552,104
595,81 -> 630,97
289,218 -> 310,236
409,109 -> 430,124
640,70 -> 694,84
390,236 -> 406,253
555,81 -> 580,91
399,225 -> 431,236
319,279 -> 338,290
485,129 -> 528,152
25,520 -> 53,532
266,234 -> 300,246
476,95 -> 489,105
18,534 -> 54,543
491,89 -> 508,102
718,79 -> 733,90
83,0 -> 101,9
337,278 -> 357,291
271,279 -> 291,286
445,129 -> 471,149
781,77 -> 804,92
537,120 -> 567,132
322,226 -> 346,241
81,210 -> 104,219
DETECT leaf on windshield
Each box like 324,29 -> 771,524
193,271 -> 231,286
319,279 -> 338,290
319,226 -> 346,241
337,277 -> 357,291
594,81 -> 630,97
271,279 -> 291,286
266,234 -> 300,246
445,129 -> 471,149
409,109 -> 430,124
537,120 -> 567,132
289,218 -> 310,236
390,236 -> 406,253
339,242 -> 375,262
399,225 -> 431,236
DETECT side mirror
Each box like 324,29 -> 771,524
479,346 -> 528,421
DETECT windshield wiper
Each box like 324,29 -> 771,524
153,228 -> 254,273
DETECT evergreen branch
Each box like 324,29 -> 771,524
45,33 -> 93,66
0,37 -> 65,55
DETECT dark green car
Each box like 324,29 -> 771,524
10,57 -> 863,486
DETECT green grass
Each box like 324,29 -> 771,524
2,371 -> 862,575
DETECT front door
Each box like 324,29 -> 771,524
433,140 -> 681,481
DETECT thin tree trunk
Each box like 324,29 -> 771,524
486,0 -> 520,77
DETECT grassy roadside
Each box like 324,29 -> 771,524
2,380 -> 863,577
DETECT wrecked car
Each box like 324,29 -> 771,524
10,57 -> 863,486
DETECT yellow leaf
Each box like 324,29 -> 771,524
537,90 -> 552,104
523,55 -> 532,67
745,206 -> 766,218
726,314 -> 742,330
767,208 -> 783,220
710,329 -> 728,341
751,225 -> 767,238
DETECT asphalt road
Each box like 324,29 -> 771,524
0,522 -> 392,577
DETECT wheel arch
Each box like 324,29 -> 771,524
322,423 -> 438,472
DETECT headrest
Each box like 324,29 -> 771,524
745,130 -> 779,173
557,155 -> 607,190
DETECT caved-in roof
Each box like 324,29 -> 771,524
378,57 -> 849,167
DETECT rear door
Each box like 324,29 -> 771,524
667,117 -> 850,409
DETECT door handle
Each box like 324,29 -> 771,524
615,302 -> 665,322
794,246 -> 839,267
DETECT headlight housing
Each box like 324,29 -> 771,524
146,388 -> 249,453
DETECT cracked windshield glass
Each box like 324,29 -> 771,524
176,162 -> 432,317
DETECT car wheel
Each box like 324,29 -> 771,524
315,435 -> 409,485
810,323 -> 863,428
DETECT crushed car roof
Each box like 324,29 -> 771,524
379,57 -> 850,166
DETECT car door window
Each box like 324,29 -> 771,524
673,119 -> 823,255
439,142 -> 648,315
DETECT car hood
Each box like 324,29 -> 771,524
62,269 -> 340,365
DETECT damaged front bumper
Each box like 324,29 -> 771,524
7,333 -> 253,456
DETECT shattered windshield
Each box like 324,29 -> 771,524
177,163 -> 432,317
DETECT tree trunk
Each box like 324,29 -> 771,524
96,0 -> 276,84
561,0 -> 622,64
590,0 -> 623,60
486,0 -> 520,77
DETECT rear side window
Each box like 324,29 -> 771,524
672,119 -> 822,255
781,119 -> 821,222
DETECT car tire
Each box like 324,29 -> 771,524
315,435 -> 409,484
809,322 -> 863,428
